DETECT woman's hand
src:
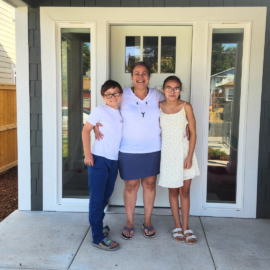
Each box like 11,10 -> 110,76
185,124 -> 190,141
84,154 -> 94,166
184,156 -> 192,169
94,123 -> 104,141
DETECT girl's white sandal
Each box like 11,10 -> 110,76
184,229 -> 197,245
172,228 -> 185,243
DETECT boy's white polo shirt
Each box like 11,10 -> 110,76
86,104 -> 123,160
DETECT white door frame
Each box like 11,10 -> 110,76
39,7 -> 266,217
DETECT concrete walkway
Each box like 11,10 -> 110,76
0,210 -> 269,270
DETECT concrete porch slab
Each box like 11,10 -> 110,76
70,213 -> 215,270
1,211 -> 269,270
0,210 -> 89,270
201,217 -> 270,270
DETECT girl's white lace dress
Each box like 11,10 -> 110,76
158,103 -> 200,188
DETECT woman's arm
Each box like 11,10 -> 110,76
184,103 -> 197,169
93,123 -> 104,141
82,122 -> 95,166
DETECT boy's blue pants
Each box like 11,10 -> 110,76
88,154 -> 118,244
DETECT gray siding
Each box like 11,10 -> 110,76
29,8 -> 43,211
28,0 -> 270,218
258,0 -> 270,218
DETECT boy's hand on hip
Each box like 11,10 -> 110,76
84,154 -> 94,166
94,123 -> 104,141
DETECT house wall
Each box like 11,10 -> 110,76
0,0 -> 15,83
27,0 -> 270,218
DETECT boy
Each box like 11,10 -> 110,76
82,80 -> 123,251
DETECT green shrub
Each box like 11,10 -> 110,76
208,147 -> 229,161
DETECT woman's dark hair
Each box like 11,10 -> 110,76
101,80 -> 123,96
163,76 -> 183,100
130,61 -> 152,76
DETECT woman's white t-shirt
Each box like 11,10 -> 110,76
86,105 -> 123,160
119,87 -> 165,154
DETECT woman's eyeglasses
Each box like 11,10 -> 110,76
164,87 -> 181,93
104,92 -> 121,99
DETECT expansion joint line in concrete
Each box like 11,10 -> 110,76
68,226 -> 90,269
199,217 -> 217,270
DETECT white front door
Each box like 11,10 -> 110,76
110,25 -> 193,207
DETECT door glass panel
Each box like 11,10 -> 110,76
207,29 -> 244,203
125,36 -> 141,73
143,36 -> 158,73
61,28 -> 91,198
161,37 -> 176,73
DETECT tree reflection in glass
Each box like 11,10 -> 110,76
161,37 -> 176,73
143,37 -> 158,73
125,37 -> 140,73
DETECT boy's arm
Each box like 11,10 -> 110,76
82,121 -> 95,166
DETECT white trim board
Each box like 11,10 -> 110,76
40,7 -> 266,217
15,6 -> 31,210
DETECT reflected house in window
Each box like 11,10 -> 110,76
210,67 -> 234,94
210,68 -> 235,114
219,81 -> 234,101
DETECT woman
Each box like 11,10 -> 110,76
95,62 -> 165,239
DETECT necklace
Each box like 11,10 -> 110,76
132,87 -> 148,120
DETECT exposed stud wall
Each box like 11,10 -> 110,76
29,0 -> 270,218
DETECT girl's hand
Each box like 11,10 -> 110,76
94,123 -> 104,141
84,154 -> 94,166
184,156 -> 192,169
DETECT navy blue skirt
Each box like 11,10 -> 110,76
119,151 -> 161,181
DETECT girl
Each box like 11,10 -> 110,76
159,76 -> 200,245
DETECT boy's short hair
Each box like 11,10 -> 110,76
101,80 -> 123,96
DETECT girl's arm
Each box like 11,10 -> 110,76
82,121 -> 95,166
184,103 -> 197,169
